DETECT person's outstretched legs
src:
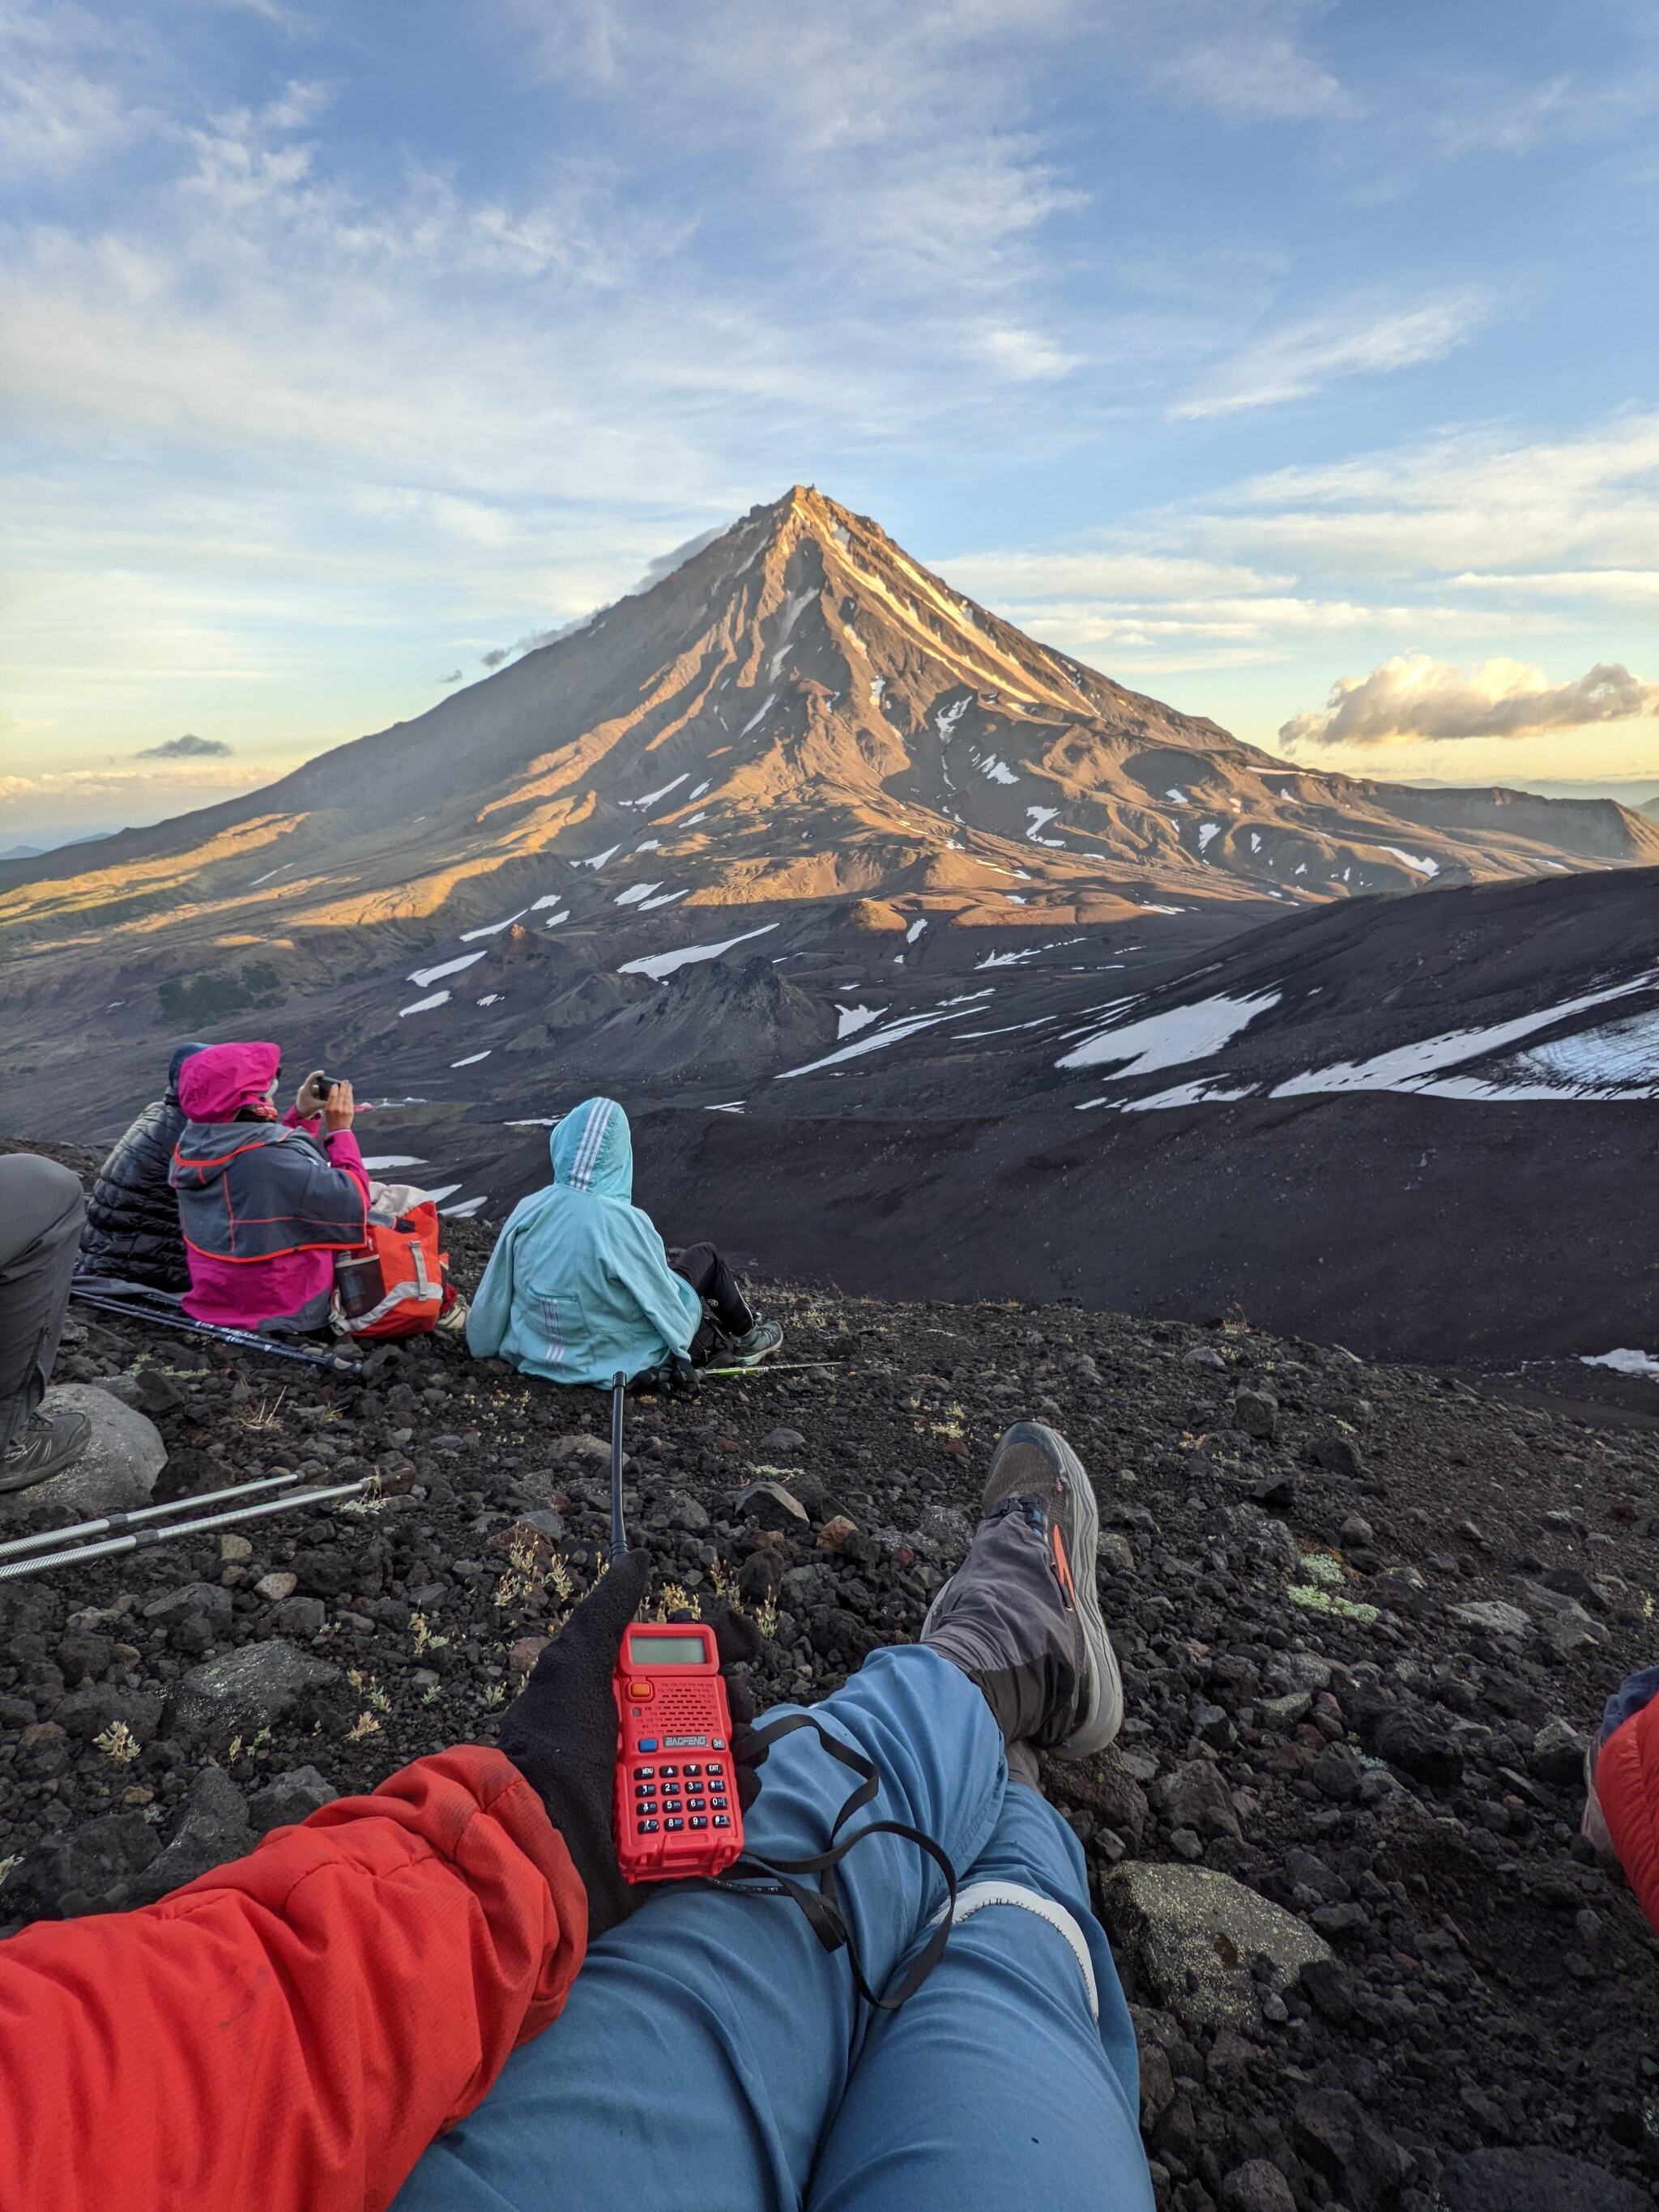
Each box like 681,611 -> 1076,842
806,1783 -> 1153,2212
0,1154 -> 90,1486
805,1420 -> 1154,2210
396,1417 -> 1131,2212
393,1646 -> 1008,2212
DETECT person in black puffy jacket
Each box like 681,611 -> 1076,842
78,1042 -> 208,1292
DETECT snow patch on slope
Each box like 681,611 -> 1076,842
1060,990 -> 1282,1076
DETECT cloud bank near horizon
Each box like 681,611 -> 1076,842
1279,654 -> 1659,747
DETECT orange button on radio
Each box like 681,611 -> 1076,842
629,1680 -> 655,1701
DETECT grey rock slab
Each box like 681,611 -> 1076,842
1,1384 -> 165,1524
1529,1716 -> 1591,1790
126,1767 -> 254,1907
247,1765 -> 339,1835
1449,1599 -> 1533,1639
1219,2161 -> 1297,2212
1293,2087 -> 1414,2210
1441,2147 -> 1650,2212
172,1639 -> 342,1742
1102,1863 -> 1333,2033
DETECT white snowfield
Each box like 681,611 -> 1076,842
399,990 -> 451,1017
1059,990 -> 1282,1076
979,756 -> 1018,786
360,1155 -> 426,1170
776,1004 -> 975,1081
614,882 -> 664,906
1582,1349 -> 1659,1380
450,1051 -> 491,1068
618,923 -> 778,982
572,844 -> 621,870
1381,847 -> 1440,878
834,1004 -> 885,1039
441,1196 -> 488,1219
1272,974 -> 1657,1098
621,774 -> 688,809
460,911 -> 527,940
407,951 -> 485,987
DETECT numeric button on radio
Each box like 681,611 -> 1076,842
711,1796 -> 728,1811
689,1817 -> 708,1830
665,1818 -> 684,1832
713,1816 -> 731,1829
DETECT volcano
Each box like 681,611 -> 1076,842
5,488 -> 1658,1363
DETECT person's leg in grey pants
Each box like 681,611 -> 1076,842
0,1155 -> 87,1467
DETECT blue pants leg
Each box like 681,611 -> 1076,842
393,1647 -> 1006,2212
806,1784 -> 1154,2212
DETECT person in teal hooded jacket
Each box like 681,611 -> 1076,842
466,1097 -> 781,1388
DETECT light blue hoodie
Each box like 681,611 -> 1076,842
466,1097 -> 704,1387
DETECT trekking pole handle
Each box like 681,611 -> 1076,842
609,1371 -> 628,1563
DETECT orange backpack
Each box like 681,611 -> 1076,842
335,1199 -> 448,1339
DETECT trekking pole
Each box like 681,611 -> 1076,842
609,1370 -> 628,1563
0,1466 -> 414,1583
701,1359 -> 851,1379
0,1472 -> 301,1562
70,1289 -> 365,1377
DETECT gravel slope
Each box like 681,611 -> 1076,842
2,1190 -> 1657,2209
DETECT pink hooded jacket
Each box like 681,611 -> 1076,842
173,1042 -> 369,1332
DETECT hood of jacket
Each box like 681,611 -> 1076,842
178,1042 -> 279,1123
549,1097 -> 633,1200
165,1041 -> 210,1106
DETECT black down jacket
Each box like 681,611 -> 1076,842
79,1043 -> 208,1292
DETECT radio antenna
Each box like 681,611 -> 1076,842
609,1370 -> 628,1562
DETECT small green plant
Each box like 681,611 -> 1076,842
655,1581 -> 701,1621
420,1682 -> 441,1706
347,1668 -> 392,1715
346,1711 -> 381,1741
1285,1549 -> 1379,1626
411,1611 -> 450,1655
480,1682 -> 506,1711
0,1853 -> 23,1890
93,1720 -> 141,1765
753,1595 -> 780,1640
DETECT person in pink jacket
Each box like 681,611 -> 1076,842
170,1042 -> 369,1334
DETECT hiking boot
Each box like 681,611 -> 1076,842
923,1421 -> 1122,1770
723,1319 -> 783,1368
0,1408 -> 92,1494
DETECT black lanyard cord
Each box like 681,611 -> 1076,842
712,1711 -> 959,2014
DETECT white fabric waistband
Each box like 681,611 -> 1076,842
931,1880 -> 1100,2021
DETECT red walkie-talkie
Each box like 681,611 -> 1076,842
608,1375 -> 745,1882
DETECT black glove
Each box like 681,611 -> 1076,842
497,1554 -> 766,1937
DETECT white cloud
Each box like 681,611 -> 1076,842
1171,290 -> 1493,418
1280,652 -> 1659,746
1133,0 -> 1355,122
0,2 -> 133,182
1165,409 -> 1659,578
965,323 -> 1081,381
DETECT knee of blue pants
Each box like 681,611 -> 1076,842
393,1645 -> 1009,2212
805,1788 -> 1153,2212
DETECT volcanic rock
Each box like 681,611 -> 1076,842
1102,1864 -> 1333,2032
0,1384 -> 164,1524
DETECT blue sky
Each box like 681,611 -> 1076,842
5,0 -> 1659,844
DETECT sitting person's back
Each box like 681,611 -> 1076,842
467,1096 -> 778,1386
79,1042 -> 207,1293
170,1043 -> 369,1335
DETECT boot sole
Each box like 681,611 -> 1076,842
975,1421 -> 1123,1759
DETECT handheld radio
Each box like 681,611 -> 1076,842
608,1374 -> 745,1882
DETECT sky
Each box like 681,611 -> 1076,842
4,0 -> 1659,847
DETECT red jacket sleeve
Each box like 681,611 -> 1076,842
1597,1696 -> 1659,1933
0,1745 -> 587,2212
